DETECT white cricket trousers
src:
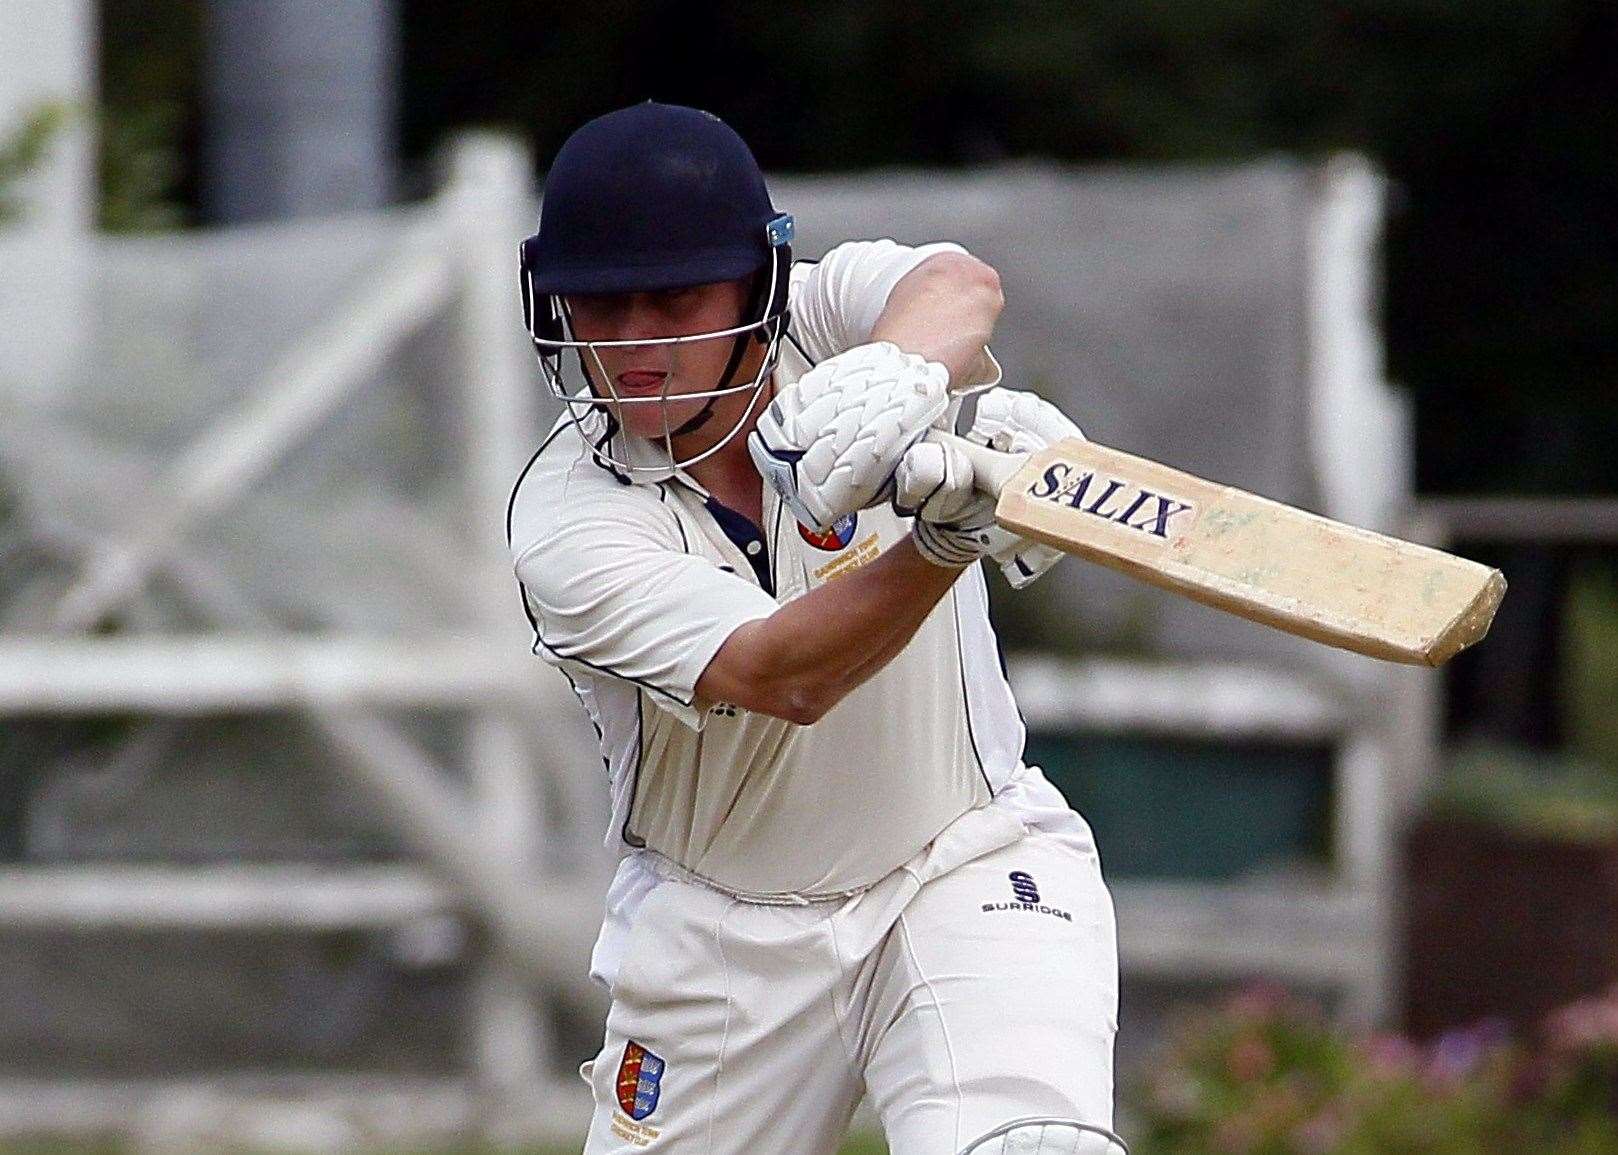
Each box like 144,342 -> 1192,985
580,799 -> 1119,1154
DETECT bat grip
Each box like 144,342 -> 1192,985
923,430 -> 1028,498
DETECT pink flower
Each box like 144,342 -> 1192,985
1227,1034 -> 1276,1083
1545,986 -> 1618,1053
1362,1033 -> 1421,1078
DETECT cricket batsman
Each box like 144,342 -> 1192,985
508,102 -> 1123,1154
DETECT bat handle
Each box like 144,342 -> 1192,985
923,430 -> 1029,498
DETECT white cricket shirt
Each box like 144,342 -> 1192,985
509,239 -> 1071,977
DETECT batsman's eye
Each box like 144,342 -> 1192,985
659,285 -> 701,308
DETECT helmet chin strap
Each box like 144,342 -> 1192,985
665,389 -> 720,438
663,265 -> 775,440
664,327 -> 752,438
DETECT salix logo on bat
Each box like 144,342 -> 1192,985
1026,461 -> 1196,540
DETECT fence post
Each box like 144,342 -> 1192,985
442,131 -> 557,1106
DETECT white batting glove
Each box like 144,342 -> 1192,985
748,341 -> 950,532
894,438 -> 1009,568
966,387 -> 1083,588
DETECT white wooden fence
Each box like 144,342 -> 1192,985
0,134 -> 608,1146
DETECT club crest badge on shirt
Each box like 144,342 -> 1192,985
615,1040 -> 665,1121
801,507 -> 900,589
799,511 -> 858,551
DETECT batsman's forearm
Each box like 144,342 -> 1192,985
697,535 -> 964,725
831,538 -> 962,689
870,252 -> 1003,386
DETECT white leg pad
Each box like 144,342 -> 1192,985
956,1117 -> 1128,1155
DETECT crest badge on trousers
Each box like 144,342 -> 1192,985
615,1040 -> 665,1121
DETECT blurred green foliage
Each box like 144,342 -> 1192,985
97,0 -> 202,231
1429,742 -> 1618,844
1566,565 -> 1618,771
0,104 -> 69,225
99,103 -> 187,233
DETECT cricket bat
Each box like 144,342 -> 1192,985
936,432 -> 1505,666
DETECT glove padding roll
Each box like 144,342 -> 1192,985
748,341 -> 950,533
966,388 -> 1083,588
895,438 -> 1006,568
894,387 -> 1084,583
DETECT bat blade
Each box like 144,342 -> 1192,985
944,434 -> 1505,666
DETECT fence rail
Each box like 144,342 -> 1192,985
1415,496 -> 1618,545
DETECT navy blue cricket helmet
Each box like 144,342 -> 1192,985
519,102 -> 793,341
526,102 -> 790,295
517,103 -> 795,468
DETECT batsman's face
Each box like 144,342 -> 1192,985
565,278 -> 767,445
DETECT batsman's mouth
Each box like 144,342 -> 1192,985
616,370 -> 670,394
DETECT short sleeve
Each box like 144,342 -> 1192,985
790,238 -> 969,362
513,502 -> 780,729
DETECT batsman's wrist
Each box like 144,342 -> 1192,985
910,520 -> 985,569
